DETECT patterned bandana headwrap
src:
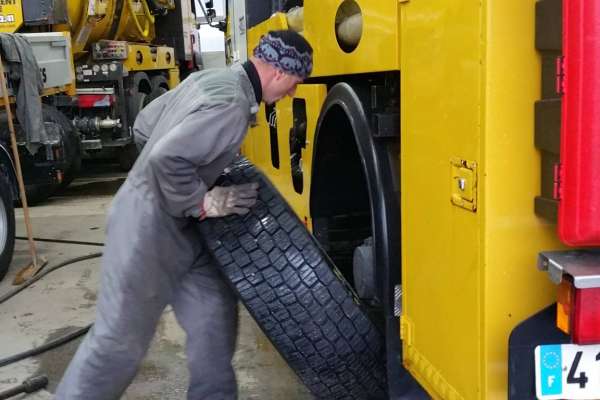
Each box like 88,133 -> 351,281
253,33 -> 313,79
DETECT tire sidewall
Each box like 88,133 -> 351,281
0,174 -> 15,281
0,105 -> 75,204
43,104 -> 82,189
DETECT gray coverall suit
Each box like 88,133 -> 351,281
55,64 -> 259,400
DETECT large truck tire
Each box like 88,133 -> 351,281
142,75 -> 168,114
44,104 -> 82,190
118,143 -> 139,172
150,75 -> 169,93
0,105 -> 80,205
22,183 -> 59,206
199,158 -> 388,400
0,173 -> 15,281
120,72 -> 152,171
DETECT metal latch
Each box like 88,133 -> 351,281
451,158 -> 477,212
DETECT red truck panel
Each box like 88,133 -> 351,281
559,0 -> 600,246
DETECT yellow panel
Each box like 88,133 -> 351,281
0,0 -> 23,32
401,0 -> 563,398
400,1 -> 482,397
242,84 -> 327,226
303,0 -> 399,76
482,0 -> 564,397
245,1 -> 399,78
123,44 -> 176,71
247,13 -> 288,55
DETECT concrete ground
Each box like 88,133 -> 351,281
0,162 -> 312,399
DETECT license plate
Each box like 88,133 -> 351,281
535,344 -> 600,399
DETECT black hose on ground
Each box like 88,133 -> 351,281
0,374 -> 48,399
15,236 -> 104,247
0,252 -> 102,304
0,243 -> 103,369
0,324 -> 91,368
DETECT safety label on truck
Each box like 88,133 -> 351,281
0,14 -> 15,23
0,0 -> 16,17
0,0 -> 16,8
536,344 -> 600,399
0,0 -> 21,32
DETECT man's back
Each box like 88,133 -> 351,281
126,65 -> 257,218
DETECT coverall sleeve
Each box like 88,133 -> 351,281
147,101 -> 248,218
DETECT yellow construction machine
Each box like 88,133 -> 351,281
0,0 -> 199,203
0,1 -> 199,280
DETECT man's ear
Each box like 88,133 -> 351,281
273,68 -> 285,81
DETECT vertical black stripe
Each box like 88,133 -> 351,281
107,0 -> 125,40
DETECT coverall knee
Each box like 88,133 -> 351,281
173,255 -> 239,400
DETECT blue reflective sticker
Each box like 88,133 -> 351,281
540,345 -> 563,395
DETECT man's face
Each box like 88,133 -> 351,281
263,69 -> 303,105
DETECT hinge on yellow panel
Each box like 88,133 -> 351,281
400,315 -> 413,346
450,158 -> 477,212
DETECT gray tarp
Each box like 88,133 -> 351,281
0,33 -> 45,154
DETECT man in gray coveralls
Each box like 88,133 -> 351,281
55,30 -> 313,400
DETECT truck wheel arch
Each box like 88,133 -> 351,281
311,82 -> 400,312
310,82 -> 423,397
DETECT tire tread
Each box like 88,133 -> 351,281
199,158 -> 387,400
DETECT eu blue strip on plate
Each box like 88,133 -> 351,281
540,345 -> 563,396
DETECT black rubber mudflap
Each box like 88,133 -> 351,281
199,158 -> 388,400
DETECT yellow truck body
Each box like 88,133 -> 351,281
237,0 -> 565,397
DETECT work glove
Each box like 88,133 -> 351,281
200,182 -> 259,219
